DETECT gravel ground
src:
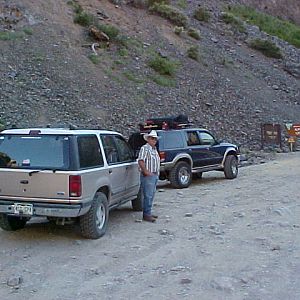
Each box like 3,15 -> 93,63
0,152 -> 299,300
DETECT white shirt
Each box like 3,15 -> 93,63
138,143 -> 160,173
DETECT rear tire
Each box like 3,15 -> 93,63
132,187 -> 143,211
224,155 -> 238,179
169,161 -> 192,189
0,214 -> 28,231
80,192 -> 108,239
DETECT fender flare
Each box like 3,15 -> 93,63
221,148 -> 238,167
172,153 -> 193,168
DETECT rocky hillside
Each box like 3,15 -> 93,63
0,0 -> 299,150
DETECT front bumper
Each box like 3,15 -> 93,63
0,200 -> 91,218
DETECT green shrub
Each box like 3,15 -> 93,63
88,54 -> 101,64
117,36 -> 143,50
220,13 -> 246,33
176,0 -> 187,10
148,54 -> 179,76
150,74 -> 176,87
116,36 -> 144,56
123,71 -> 144,83
249,39 -> 282,58
118,48 -> 128,57
96,24 -> 119,40
114,59 -> 125,66
23,27 -> 33,35
148,0 -> 170,6
67,1 -> 83,14
187,27 -> 200,40
194,7 -> 210,22
0,31 -> 25,41
228,5 -> 300,48
149,3 -> 188,27
74,12 -> 95,27
174,26 -> 184,35
187,45 -> 199,61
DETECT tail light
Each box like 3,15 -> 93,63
161,122 -> 168,130
69,175 -> 82,197
159,151 -> 166,162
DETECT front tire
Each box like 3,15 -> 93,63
0,214 -> 28,231
224,155 -> 238,179
80,192 -> 108,239
169,161 -> 192,189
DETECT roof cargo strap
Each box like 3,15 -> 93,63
139,115 -> 192,131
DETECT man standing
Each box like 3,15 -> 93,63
138,130 -> 160,222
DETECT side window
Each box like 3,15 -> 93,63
199,132 -> 215,146
163,132 -> 184,149
101,135 -> 119,165
78,136 -> 104,168
187,131 -> 200,146
114,135 -> 134,162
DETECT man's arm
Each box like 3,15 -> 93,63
138,159 -> 151,176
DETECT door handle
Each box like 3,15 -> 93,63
20,180 -> 29,184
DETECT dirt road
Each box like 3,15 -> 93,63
1,152 -> 299,300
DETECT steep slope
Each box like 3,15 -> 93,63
0,0 -> 299,149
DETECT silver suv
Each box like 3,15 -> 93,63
0,128 -> 142,239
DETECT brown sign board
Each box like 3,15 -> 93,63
285,123 -> 300,137
261,123 -> 282,148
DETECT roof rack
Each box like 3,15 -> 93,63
139,115 -> 193,131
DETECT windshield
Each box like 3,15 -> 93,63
0,134 -> 70,169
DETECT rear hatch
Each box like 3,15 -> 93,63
0,133 -> 73,201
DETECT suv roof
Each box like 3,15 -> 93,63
1,128 -> 120,136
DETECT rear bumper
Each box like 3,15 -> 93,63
0,200 -> 91,218
160,161 -> 174,172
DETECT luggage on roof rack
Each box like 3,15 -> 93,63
139,115 -> 192,131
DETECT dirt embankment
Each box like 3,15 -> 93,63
0,152 -> 299,299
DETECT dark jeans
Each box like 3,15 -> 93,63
140,174 -> 158,216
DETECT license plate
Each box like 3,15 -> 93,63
13,203 -> 33,216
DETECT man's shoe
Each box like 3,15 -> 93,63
143,215 -> 156,222
151,214 -> 158,219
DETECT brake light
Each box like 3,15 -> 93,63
161,122 -> 169,130
69,175 -> 82,197
159,151 -> 166,162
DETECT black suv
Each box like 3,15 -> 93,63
129,116 -> 240,189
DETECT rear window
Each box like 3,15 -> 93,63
128,132 -> 146,157
161,131 -> 184,149
0,134 -> 70,169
